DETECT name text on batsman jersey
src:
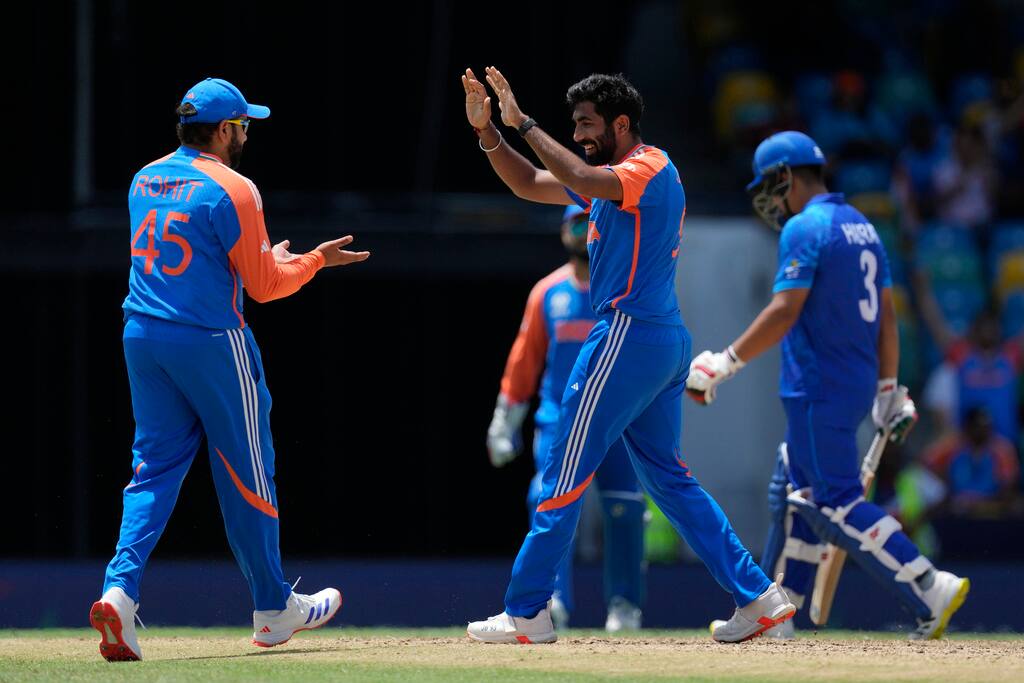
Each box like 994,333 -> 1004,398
565,144 -> 686,325
500,265 -> 596,425
774,193 -> 893,413
123,146 -> 324,329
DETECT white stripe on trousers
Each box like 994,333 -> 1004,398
226,329 -> 271,502
553,310 -> 631,498
230,330 -> 271,500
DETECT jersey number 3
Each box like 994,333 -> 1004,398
131,209 -> 193,276
858,249 -> 879,323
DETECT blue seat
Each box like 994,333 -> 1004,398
915,222 -> 977,257
988,222 -> 1024,274
949,73 -> 993,119
933,284 -> 986,334
794,73 -> 833,122
1002,291 -> 1024,337
833,160 -> 892,196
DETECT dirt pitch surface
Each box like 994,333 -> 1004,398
2,628 -> 1022,682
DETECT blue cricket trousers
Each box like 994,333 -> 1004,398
505,310 -> 770,617
529,421 -> 645,614
103,314 -> 291,611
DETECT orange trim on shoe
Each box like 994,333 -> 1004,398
89,600 -> 140,662
536,472 -> 595,512
215,448 -> 278,518
515,635 -> 532,644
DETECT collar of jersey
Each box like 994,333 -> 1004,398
806,192 -> 845,206
178,145 -> 225,165
606,142 -> 647,167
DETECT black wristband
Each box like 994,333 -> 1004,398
517,118 -> 538,137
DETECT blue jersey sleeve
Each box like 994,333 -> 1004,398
773,214 -> 824,292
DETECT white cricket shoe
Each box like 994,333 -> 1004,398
910,571 -> 970,640
605,596 -> 642,632
710,617 -> 794,639
252,587 -> 342,647
466,604 -> 557,644
550,595 -> 570,630
712,578 -> 796,643
89,586 -> 142,662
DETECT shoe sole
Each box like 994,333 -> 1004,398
928,577 -> 970,640
465,631 -> 557,644
89,600 -> 140,662
251,590 -> 343,648
713,606 -> 797,644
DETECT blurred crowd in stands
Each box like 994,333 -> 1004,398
667,1 -> 1024,561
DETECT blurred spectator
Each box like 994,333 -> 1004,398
931,121 -> 998,232
874,443 -> 946,558
892,111 -> 951,230
924,407 -> 1020,518
920,306 -> 1022,445
810,70 -> 894,161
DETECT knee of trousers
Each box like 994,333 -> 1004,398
788,490 -> 933,619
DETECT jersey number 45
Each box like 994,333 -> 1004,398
131,209 -> 193,276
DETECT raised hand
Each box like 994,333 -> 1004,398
462,68 -> 492,130
484,66 -> 529,129
314,235 -> 371,268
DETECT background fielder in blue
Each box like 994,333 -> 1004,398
687,130 -> 970,640
462,67 -> 794,644
486,205 -> 645,630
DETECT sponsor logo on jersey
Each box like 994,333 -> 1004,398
784,259 -> 802,280
550,291 -> 571,318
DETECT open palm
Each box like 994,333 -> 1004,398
462,68 -> 492,129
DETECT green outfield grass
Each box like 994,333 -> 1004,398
2,627 -> 1022,682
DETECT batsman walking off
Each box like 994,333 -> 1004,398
91,77 -> 369,661
688,131 -> 969,640
462,67 -> 794,644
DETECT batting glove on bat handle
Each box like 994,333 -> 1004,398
685,347 -> 745,406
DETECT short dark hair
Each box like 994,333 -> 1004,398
175,102 -> 219,147
790,164 -> 825,184
566,73 -> 643,134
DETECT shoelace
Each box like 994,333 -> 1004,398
291,576 -> 302,592
134,609 -> 147,630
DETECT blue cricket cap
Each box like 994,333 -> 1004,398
179,78 -> 270,124
746,131 -> 825,192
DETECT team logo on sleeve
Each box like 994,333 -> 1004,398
784,259 -> 802,280
550,291 -> 571,318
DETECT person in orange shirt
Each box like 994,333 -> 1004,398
91,78 -> 368,662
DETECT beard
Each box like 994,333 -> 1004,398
582,126 -> 617,166
227,129 -> 244,169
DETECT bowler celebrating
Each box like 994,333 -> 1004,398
462,67 -> 793,644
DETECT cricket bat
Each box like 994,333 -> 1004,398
808,429 -> 889,626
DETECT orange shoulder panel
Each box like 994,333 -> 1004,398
499,265 -> 572,404
193,157 -> 324,304
611,147 -> 669,212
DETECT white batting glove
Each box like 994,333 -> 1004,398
685,346 -> 746,406
486,395 -> 529,467
871,380 -> 918,444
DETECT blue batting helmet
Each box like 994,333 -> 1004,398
746,131 -> 826,192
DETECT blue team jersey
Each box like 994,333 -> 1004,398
123,146 -> 322,330
774,193 -> 893,413
566,144 -> 686,325
499,265 -> 596,425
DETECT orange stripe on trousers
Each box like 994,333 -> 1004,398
215,447 -> 278,518
536,473 -> 595,512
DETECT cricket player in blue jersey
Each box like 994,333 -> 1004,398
487,205 -> 646,631
89,78 -> 369,662
462,67 -> 794,644
687,131 -> 970,640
